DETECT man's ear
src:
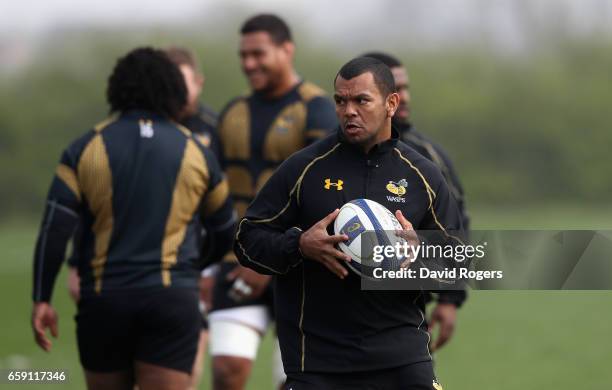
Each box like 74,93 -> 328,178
196,73 -> 205,88
282,41 -> 295,60
386,92 -> 400,118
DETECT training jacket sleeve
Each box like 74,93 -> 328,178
234,155 -> 306,275
435,290 -> 467,307
32,138 -> 87,302
434,144 -> 470,233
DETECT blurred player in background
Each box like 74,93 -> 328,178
209,14 -> 337,390
32,47 -> 235,390
165,46 -> 222,158
363,52 -> 469,232
364,52 -> 468,352
165,45 -> 221,390
66,46 -> 222,390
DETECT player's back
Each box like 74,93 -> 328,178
68,110 -> 214,296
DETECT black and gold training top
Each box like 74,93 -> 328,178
181,103 -> 221,159
66,102 -> 223,270
32,110 -> 235,302
235,127 -> 463,373
217,81 -> 338,224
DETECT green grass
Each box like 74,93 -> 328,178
1,205 -> 611,389
434,291 -> 612,389
472,203 -> 612,229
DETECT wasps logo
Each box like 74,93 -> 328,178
139,119 -> 154,138
432,379 -> 444,390
324,178 -> 343,190
386,179 -> 408,196
275,115 -> 295,133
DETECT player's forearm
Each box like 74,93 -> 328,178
234,220 -> 303,275
32,200 -> 79,302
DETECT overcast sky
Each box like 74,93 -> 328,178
2,0 -> 209,33
3,0 -> 611,34
2,0 -> 612,56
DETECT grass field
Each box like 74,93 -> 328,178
1,205 -> 611,389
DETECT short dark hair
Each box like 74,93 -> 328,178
240,14 -> 292,44
362,52 -> 403,68
106,47 -> 187,120
335,56 -> 396,97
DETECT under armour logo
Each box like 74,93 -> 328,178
139,119 -> 154,138
324,178 -> 343,190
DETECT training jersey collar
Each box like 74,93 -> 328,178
252,79 -> 303,102
120,109 -> 168,121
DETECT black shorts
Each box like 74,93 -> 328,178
76,287 -> 200,374
210,262 -> 274,314
285,361 -> 439,390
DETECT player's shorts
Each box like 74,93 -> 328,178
210,262 -> 275,313
208,262 -> 274,360
284,361 -> 439,390
76,287 -> 200,374
208,305 -> 271,360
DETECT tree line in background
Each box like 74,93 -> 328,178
1,33 -> 611,219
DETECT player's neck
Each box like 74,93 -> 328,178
264,70 -> 300,99
362,123 -> 392,154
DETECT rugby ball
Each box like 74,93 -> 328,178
333,199 -> 407,278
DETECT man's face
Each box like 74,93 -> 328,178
179,64 -> 203,116
334,72 -> 397,147
239,31 -> 291,92
391,66 -> 411,122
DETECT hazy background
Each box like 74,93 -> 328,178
1,1 -> 611,389
1,0 -> 612,219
